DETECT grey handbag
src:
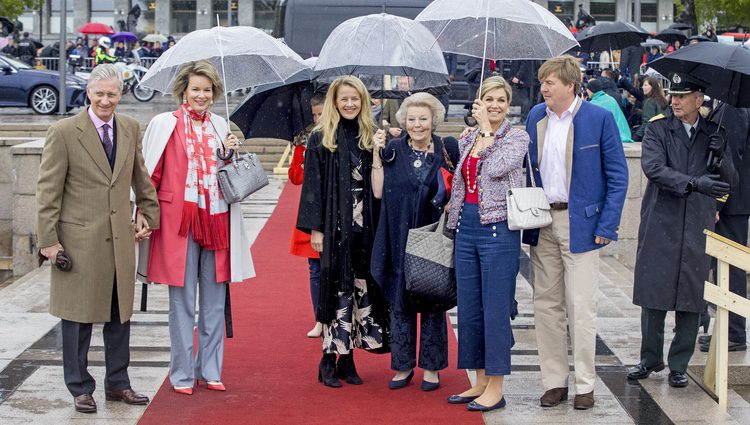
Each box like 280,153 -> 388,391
506,155 -> 552,231
404,212 -> 456,312
217,151 -> 269,204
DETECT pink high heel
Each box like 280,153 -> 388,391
197,379 -> 226,391
173,386 -> 193,395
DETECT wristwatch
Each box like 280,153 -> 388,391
480,131 -> 494,138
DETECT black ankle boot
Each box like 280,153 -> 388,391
318,354 -> 341,388
336,353 -> 363,385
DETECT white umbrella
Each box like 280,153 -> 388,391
416,0 -> 578,93
142,33 -> 168,44
314,13 -> 449,97
140,26 -> 310,120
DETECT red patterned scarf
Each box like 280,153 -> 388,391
179,102 -> 229,250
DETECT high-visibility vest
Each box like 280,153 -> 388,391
95,46 -> 115,64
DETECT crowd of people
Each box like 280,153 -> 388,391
32,24 -> 748,419
1,31 -> 176,68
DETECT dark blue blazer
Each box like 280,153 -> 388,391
523,101 -> 629,253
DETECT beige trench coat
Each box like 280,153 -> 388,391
36,110 -> 160,324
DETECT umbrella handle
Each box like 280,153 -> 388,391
218,148 -> 235,161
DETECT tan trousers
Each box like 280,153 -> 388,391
530,209 -> 600,394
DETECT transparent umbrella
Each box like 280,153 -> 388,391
140,26 -> 310,120
314,13 -> 449,98
415,0 -> 578,93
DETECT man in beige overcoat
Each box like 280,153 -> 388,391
36,64 -> 160,413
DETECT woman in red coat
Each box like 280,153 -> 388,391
139,60 -> 255,396
289,94 -> 325,337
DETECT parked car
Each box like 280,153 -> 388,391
0,53 -> 87,114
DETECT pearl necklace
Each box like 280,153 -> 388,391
465,133 -> 496,194
465,147 -> 479,194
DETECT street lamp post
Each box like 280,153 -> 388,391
58,0 -> 67,115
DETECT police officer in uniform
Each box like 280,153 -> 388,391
627,72 -> 737,388
95,37 -> 116,65
16,32 -> 37,66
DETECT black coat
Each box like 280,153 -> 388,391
633,114 -> 736,313
710,104 -> 750,216
296,119 -> 380,323
371,134 -> 459,311
620,45 -> 643,79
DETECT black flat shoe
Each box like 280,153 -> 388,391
467,397 -> 507,412
668,371 -> 689,388
627,362 -> 665,380
698,334 -> 711,345
388,370 -> 414,390
421,373 -> 440,392
447,394 -> 478,404
699,337 -> 747,352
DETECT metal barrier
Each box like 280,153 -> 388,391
702,230 -> 750,411
33,56 -> 158,72
586,61 -> 620,70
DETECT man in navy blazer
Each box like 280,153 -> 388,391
523,55 -> 628,410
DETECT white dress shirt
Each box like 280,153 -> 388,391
540,97 -> 579,203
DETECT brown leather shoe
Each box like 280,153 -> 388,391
540,387 -> 568,407
574,391 -> 595,410
74,394 -> 97,413
105,388 -> 150,405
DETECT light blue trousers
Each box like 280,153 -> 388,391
168,236 -> 227,387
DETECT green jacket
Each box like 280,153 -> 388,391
589,91 -> 633,143
635,98 -> 668,140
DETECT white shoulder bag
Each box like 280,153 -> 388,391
506,155 -> 552,231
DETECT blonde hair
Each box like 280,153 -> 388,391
538,55 -> 582,94
315,76 -> 375,152
477,76 -> 513,105
171,60 -> 224,105
395,92 -> 445,130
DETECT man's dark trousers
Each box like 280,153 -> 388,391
62,278 -> 131,396
715,213 -> 748,344
640,308 -> 700,373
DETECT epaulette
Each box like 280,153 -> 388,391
649,114 -> 666,123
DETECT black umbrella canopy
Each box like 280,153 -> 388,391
669,22 -> 693,31
0,17 -> 14,36
576,21 -> 650,52
649,42 -> 750,107
229,63 -> 321,141
655,28 -> 687,45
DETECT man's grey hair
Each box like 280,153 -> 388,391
395,92 -> 445,130
88,64 -> 123,92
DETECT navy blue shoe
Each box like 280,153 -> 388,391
421,373 -> 440,392
467,397 -> 507,412
388,370 -> 414,390
447,394 -> 478,404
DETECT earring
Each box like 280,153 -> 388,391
210,100 -> 214,105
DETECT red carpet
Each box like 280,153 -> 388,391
138,182 -> 479,425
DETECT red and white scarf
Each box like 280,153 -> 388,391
179,102 -> 229,250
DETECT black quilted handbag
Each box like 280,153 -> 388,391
404,213 -> 456,312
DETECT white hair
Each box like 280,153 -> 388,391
88,64 -> 123,92
395,92 -> 445,130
